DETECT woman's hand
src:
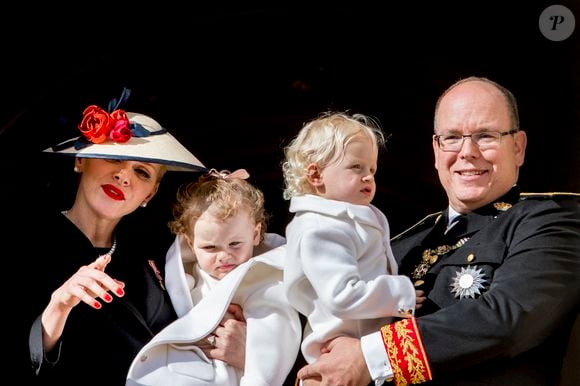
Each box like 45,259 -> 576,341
202,303 -> 247,369
51,254 -> 125,310
41,254 -> 125,351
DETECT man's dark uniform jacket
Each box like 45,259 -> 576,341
387,186 -> 580,386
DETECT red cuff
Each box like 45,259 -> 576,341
381,317 -> 432,385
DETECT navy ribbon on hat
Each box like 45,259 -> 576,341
107,87 -> 131,113
51,123 -> 168,152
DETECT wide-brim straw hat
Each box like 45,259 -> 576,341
44,112 -> 206,172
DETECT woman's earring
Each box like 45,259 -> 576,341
141,202 -> 147,208
74,166 -> 80,173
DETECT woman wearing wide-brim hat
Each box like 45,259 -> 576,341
21,92 -> 247,385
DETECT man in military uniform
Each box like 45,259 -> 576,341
297,76 -> 580,385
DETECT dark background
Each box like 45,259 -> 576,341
1,1 -> 578,238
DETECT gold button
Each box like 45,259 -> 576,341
467,253 -> 475,262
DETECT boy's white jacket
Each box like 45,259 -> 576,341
126,233 -> 302,386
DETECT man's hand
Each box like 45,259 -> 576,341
297,336 -> 371,386
416,289 -> 426,310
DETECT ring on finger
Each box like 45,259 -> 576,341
207,335 -> 216,346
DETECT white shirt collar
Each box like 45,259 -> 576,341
447,206 -> 462,225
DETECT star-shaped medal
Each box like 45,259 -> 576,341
450,266 -> 487,299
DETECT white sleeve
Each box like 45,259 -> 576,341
361,331 -> 394,385
239,270 -> 302,386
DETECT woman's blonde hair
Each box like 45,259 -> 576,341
281,112 -> 385,200
168,170 -> 267,243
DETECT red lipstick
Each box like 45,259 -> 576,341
102,184 -> 125,201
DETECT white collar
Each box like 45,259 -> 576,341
447,207 -> 462,225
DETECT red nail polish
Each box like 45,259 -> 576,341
116,288 -> 125,296
93,301 -> 102,309
103,293 -> 113,302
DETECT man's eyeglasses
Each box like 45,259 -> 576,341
434,130 -> 518,152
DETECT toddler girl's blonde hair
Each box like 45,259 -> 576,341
169,169 -> 267,243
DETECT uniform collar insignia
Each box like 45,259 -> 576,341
493,202 -> 512,211
473,186 -> 519,216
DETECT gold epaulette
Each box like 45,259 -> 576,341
392,211 -> 443,241
520,192 -> 580,200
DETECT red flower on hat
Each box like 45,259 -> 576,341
78,105 -> 132,144
109,109 -> 132,143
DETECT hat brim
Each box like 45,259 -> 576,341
44,112 -> 206,172
44,133 -> 206,172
